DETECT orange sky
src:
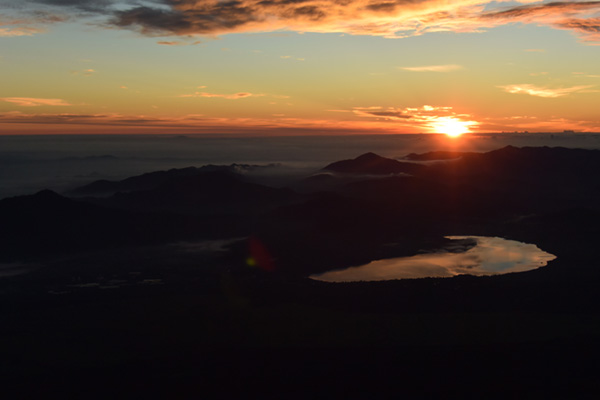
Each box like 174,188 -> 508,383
1,1 -> 600,135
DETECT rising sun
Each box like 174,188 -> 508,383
432,118 -> 473,138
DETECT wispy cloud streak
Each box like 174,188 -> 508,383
499,84 -> 593,98
179,91 -> 264,99
0,26 -> 45,37
352,104 -> 478,133
0,110 -> 424,135
401,64 -> 463,72
0,11 -> 67,37
0,97 -> 72,106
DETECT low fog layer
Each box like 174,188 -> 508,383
2,133 -> 600,199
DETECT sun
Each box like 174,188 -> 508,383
432,117 -> 473,138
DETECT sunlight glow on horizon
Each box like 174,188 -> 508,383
431,117 -> 477,138
1,0 -> 600,135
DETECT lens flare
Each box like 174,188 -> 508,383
247,236 -> 276,271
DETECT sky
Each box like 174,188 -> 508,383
1,0 -> 600,136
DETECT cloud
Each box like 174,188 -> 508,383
156,40 -> 202,45
0,111 -> 158,126
481,1 -> 600,21
480,1 -> 600,43
179,90 -> 290,99
0,97 -> 72,107
479,114 -> 600,133
401,64 -> 463,72
106,0 -> 600,41
4,109 -> 600,135
105,0 -> 488,38
281,55 -> 305,61
554,17 -> 600,43
352,104 -> 478,133
7,1 -> 600,43
17,0 -> 118,13
499,84 -> 593,98
353,104 -> 453,120
0,110 -> 424,135
71,68 -> 95,76
0,26 -> 45,37
0,8 -> 68,37
179,91 -> 264,99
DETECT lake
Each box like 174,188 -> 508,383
310,236 -> 557,282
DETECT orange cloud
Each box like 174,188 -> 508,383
71,68 -> 96,76
156,40 -> 202,45
0,13 -> 66,37
479,114 -> 600,133
8,1 -> 600,43
108,0 -> 486,38
401,64 -> 463,72
0,26 -> 45,37
352,104 -> 478,133
103,0 -> 600,42
480,1 -> 600,43
499,84 -> 593,98
0,97 -> 72,107
5,108 -> 599,135
0,110 -> 420,135
179,91 -> 264,99
481,1 -> 600,21
554,18 -> 600,43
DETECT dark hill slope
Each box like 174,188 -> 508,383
425,146 -> 600,183
67,166 -> 203,196
404,151 -> 475,161
0,190 -> 237,261
66,164 -> 272,196
90,171 -> 302,216
323,152 -> 426,175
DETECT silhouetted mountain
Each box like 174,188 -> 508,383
67,164 -> 276,196
68,166 -> 207,196
6,146 -> 600,269
245,146 -> 600,275
426,146 -> 600,181
0,189 -> 243,261
87,171 -> 302,216
5,145 -> 600,397
323,152 -> 426,175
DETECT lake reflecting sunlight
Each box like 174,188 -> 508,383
310,236 -> 556,282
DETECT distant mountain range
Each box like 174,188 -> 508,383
2,146 -> 600,275
67,163 -> 278,196
4,144 -> 600,395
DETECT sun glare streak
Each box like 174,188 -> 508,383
431,117 -> 476,137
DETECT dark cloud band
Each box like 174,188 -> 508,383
4,0 -> 600,41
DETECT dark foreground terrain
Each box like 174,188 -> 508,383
2,146 -> 600,397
